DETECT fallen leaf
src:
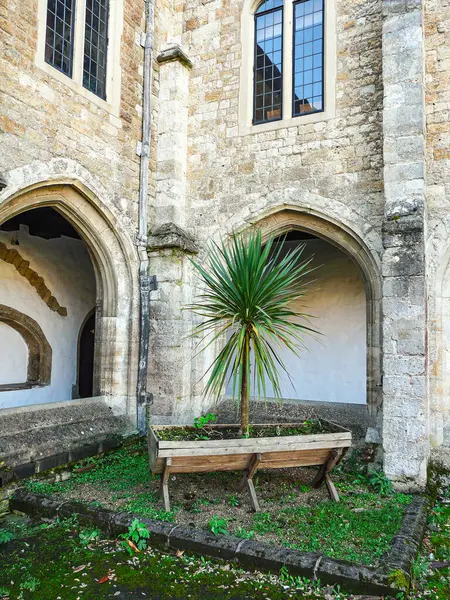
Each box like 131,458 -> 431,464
175,549 -> 184,557
98,575 -> 109,584
127,539 -> 140,553
73,565 -> 86,573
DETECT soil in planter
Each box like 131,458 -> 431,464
155,420 -> 325,442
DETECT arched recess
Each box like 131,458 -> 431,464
249,208 -> 382,411
0,182 -> 140,416
0,304 -> 52,389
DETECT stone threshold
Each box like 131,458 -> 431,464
9,490 -> 429,596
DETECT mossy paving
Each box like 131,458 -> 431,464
22,441 -> 413,567
0,516 -> 352,600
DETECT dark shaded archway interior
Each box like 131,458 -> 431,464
78,311 -> 96,398
0,207 -> 81,239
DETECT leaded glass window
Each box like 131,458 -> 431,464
293,0 -> 324,116
83,0 -> 109,99
253,0 -> 284,124
45,0 -> 75,77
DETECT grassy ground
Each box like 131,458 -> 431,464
0,514 -> 357,600
409,484 -> 450,599
1,487 -> 449,599
22,440 -> 412,566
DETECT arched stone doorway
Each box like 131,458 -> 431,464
251,208 -> 382,412
0,182 -> 139,418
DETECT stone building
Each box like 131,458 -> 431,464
0,0 -> 449,490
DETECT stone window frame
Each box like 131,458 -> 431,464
0,304 -> 52,392
239,0 -> 336,136
35,0 -> 124,116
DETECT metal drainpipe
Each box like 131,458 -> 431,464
136,0 -> 156,433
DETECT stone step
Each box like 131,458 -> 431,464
0,398 -> 135,473
0,397 -> 122,434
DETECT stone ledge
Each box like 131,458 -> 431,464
147,222 -> 199,254
156,45 -> 193,69
9,490 -> 429,596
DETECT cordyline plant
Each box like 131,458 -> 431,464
187,229 -> 317,436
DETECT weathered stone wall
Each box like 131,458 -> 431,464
0,0 -> 143,424
181,0 -> 384,238
148,0 -> 450,487
149,0 -> 386,422
0,0 -> 144,226
425,0 -> 450,448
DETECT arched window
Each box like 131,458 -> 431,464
254,0 -> 284,124
245,0 -> 333,132
293,0 -> 324,116
0,305 -> 52,391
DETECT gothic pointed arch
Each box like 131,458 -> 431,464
0,180 -> 139,417
248,207 -> 382,411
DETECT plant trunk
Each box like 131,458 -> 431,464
240,333 -> 250,436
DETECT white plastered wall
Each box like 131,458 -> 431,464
226,238 -> 367,404
0,225 -> 96,408
0,323 -> 28,384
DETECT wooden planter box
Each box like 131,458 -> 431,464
148,421 -> 352,512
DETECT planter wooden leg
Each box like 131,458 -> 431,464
311,448 -> 343,490
160,457 -> 172,512
238,453 -> 262,512
325,474 -> 340,502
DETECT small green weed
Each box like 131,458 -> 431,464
368,470 -> 394,496
234,527 -> 255,539
0,530 -> 14,545
193,413 -> 216,429
120,519 -> 151,555
208,516 -> 229,536
79,528 -> 101,547
19,576 -> 40,592
0,586 -> 9,597
228,495 -> 240,507
253,512 -> 274,533
124,492 -> 175,522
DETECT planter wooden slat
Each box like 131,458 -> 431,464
152,423 -> 350,450
148,420 -> 352,513
158,438 -> 351,458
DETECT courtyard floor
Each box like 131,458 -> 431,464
0,441 -> 449,599
22,440 -> 412,567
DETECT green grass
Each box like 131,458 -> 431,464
22,441 -> 414,567
0,517 -> 351,600
25,442 -> 152,495
252,496 -> 410,564
410,485 -> 450,599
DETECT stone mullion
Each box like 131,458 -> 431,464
381,0 -> 428,489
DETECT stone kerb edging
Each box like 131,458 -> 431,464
10,490 -> 429,597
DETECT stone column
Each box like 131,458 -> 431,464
381,0 -> 428,489
148,45 -> 198,422
153,45 -> 192,227
147,225 -> 199,422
